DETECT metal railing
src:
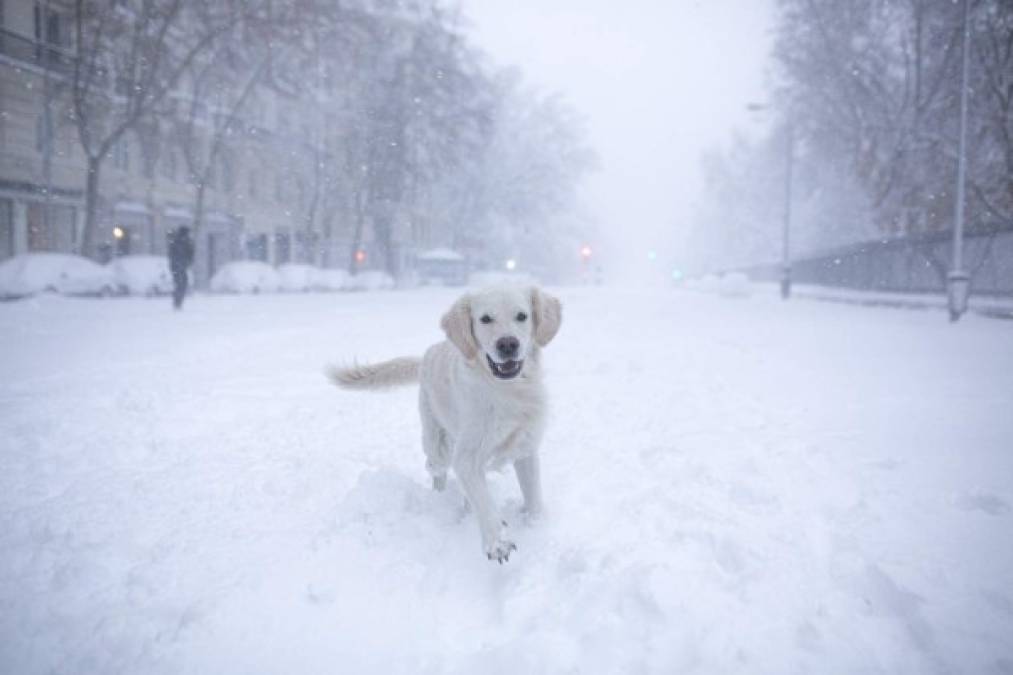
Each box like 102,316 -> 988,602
736,222 -> 1013,297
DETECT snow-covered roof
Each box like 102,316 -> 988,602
417,248 -> 465,262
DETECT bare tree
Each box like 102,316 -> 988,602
69,0 -> 251,257
774,0 -> 1011,235
172,32 -> 271,246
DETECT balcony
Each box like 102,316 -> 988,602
0,28 -> 76,76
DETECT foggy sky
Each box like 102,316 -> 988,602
459,0 -> 774,281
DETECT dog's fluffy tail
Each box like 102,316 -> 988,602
326,357 -> 421,390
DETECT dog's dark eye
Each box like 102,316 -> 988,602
480,314 -> 493,324
516,312 -> 528,322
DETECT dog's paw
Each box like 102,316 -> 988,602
485,539 -> 517,564
432,474 -> 447,492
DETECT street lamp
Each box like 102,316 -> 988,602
579,244 -> 593,285
505,258 -> 517,271
747,103 -> 794,300
948,0 -> 972,323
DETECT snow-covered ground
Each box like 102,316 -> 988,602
1,287 -> 1012,674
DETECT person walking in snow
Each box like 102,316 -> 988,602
168,226 -> 195,310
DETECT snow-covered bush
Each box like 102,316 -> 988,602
209,261 -> 281,294
0,253 -> 118,300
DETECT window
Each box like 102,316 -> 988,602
274,231 -> 291,264
140,137 -> 156,179
246,234 -> 267,261
275,174 -> 286,203
35,114 -> 52,153
27,204 -> 75,253
34,3 -> 65,46
220,155 -> 234,193
248,170 -> 258,200
161,147 -> 176,181
112,137 -> 129,171
0,198 -> 14,260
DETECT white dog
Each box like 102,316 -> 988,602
328,286 -> 562,563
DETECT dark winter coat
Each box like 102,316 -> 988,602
169,233 -> 194,274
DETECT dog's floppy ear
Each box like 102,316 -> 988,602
531,287 -> 562,347
441,294 -> 479,360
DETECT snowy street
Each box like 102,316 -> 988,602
2,287 -> 1012,673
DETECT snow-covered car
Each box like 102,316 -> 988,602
717,271 -> 751,297
209,261 -> 281,294
311,268 -> 349,292
277,263 -> 317,292
108,255 -> 176,296
686,272 -> 751,297
0,252 -> 118,300
417,247 -> 467,286
344,270 -> 395,291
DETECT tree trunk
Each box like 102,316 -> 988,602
372,207 -> 396,277
193,181 -> 207,240
80,155 -> 102,258
192,181 -> 207,286
305,187 -> 320,266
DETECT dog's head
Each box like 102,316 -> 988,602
441,286 -> 562,380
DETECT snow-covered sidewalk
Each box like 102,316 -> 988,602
1,287 -> 1011,673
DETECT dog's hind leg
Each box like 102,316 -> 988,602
419,391 -> 449,490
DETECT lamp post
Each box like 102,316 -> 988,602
747,103 -> 793,299
947,0 -> 972,323
580,244 -> 592,284
780,121 -> 794,300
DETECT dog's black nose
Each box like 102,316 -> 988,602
496,336 -> 520,359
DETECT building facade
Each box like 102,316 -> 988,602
0,0 -> 409,284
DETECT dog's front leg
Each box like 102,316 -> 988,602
514,453 -> 543,517
452,451 -> 515,563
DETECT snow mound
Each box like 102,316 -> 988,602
107,255 -> 174,296
345,270 -> 395,291
718,271 -> 752,297
209,261 -> 281,294
277,264 -> 317,293
312,268 -> 349,291
0,252 -> 117,300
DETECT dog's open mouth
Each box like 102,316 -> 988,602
486,355 -> 523,380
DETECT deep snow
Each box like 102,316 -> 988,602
1,287 -> 1012,674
